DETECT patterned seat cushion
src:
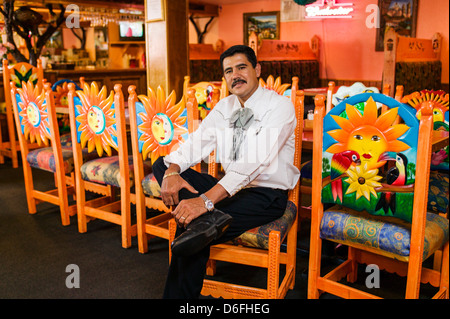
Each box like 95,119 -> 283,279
27,146 -> 75,174
142,173 -> 161,197
59,133 -> 72,147
428,171 -> 449,214
27,145 -> 100,174
141,165 -> 217,198
230,201 -> 297,249
81,155 -> 151,187
320,206 -> 449,262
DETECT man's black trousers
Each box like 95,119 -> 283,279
152,157 -> 288,298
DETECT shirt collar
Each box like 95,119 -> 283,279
221,86 -> 268,120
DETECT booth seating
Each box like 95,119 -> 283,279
1,59 -> 44,168
383,29 -> 442,96
189,38 -> 320,89
167,77 -> 304,298
308,92 -> 449,299
67,81 -> 144,248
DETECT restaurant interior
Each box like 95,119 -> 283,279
0,0 -> 448,302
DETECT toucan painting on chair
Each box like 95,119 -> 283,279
376,152 -> 408,215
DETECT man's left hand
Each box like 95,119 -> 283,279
172,197 -> 207,228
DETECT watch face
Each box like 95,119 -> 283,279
206,200 -> 214,211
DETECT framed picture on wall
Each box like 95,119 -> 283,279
243,11 -> 280,45
375,0 -> 418,51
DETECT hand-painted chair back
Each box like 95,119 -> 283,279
69,81 -> 119,157
259,75 -> 291,95
129,85 -> 188,164
321,92 -> 419,222
402,89 -> 449,170
51,79 -> 83,107
1,59 -> 44,168
183,75 -> 222,119
3,60 -> 43,90
11,81 -> 52,147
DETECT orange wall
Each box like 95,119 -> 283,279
216,0 -> 449,84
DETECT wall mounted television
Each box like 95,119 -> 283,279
119,21 -> 145,41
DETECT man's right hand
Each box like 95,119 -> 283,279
161,173 -> 198,207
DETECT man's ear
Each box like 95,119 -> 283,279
255,63 -> 261,77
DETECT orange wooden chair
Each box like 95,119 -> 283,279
10,81 -> 78,225
308,92 -> 449,299
67,81 -> 146,248
183,75 -> 226,120
167,82 -> 305,298
51,78 -> 85,135
129,85 -> 221,253
1,59 -> 44,168
259,75 -> 291,96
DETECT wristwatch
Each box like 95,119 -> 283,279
200,194 -> 214,212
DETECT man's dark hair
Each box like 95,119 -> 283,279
220,45 -> 257,71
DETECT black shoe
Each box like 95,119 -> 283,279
171,209 -> 232,257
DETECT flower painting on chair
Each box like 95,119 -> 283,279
321,93 -> 420,222
15,81 -> 51,146
10,64 -> 39,88
135,86 -> 187,163
73,82 -> 118,156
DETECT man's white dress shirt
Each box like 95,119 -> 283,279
164,86 -> 300,196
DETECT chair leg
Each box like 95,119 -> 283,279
267,231 -> 281,299
440,241 -> 449,298
136,191 -> 148,254
168,218 -> 177,263
206,259 -> 216,276
6,109 -> 18,168
347,246 -> 358,283
0,119 -> 4,164
22,161 -> 37,215
308,217 -> 323,299
76,180 -> 88,233
56,172 -> 70,226
121,187 -> 131,248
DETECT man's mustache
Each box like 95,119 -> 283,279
232,78 -> 246,88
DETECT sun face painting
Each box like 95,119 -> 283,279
326,97 -> 411,170
136,86 -> 187,163
321,94 -> 418,222
74,82 -> 118,157
17,81 -> 51,146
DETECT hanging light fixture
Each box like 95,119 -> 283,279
293,0 -> 318,5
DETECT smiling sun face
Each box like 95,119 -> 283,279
75,82 -> 117,157
137,86 -> 187,163
326,97 -> 411,169
17,81 -> 51,146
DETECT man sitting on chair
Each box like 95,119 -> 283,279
152,45 -> 300,298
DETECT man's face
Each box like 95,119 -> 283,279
222,53 -> 261,104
